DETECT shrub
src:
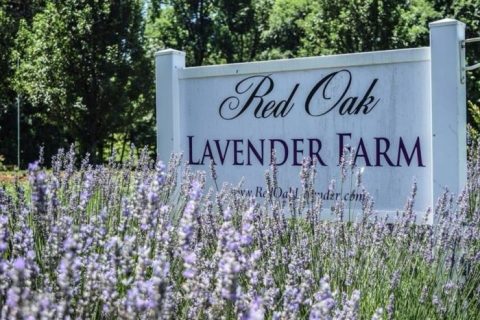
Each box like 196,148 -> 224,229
0,146 -> 479,319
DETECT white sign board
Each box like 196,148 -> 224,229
156,19 -> 467,223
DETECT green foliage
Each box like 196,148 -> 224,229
146,0 -> 217,66
214,0 -> 255,62
0,1 -> 48,167
468,102 -> 480,143
145,0 -> 457,63
260,0 -> 314,59
0,1 -> 45,107
0,4 -> 14,108
395,0 -> 441,48
452,0 -> 480,106
300,0 -> 440,56
14,0 -> 153,163
146,0 -> 272,65
0,5 -> 17,161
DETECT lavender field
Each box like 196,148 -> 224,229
0,147 -> 479,319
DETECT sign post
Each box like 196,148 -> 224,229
155,49 -> 185,162
429,19 -> 466,206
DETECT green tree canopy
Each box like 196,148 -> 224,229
14,0 -> 152,163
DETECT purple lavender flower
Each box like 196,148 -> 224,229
310,276 -> 336,319
0,215 -> 9,255
243,296 -> 264,320
0,147 -> 479,319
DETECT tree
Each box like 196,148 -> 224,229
299,0 -> 439,56
14,0 -> 152,162
214,0 -> 256,63
452,0 -> 480,105
0,1 -> 47,167
259,0 -> 314,59
0,3 -> 16,112
147,0 -> 216,66
146,0 -> 273,65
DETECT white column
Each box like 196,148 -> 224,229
429,19 -> 467,207
155,49 -> 186,162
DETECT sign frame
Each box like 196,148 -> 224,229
155,19 -> 467,223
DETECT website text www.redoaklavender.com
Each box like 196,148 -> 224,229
234,186 -> 365,202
